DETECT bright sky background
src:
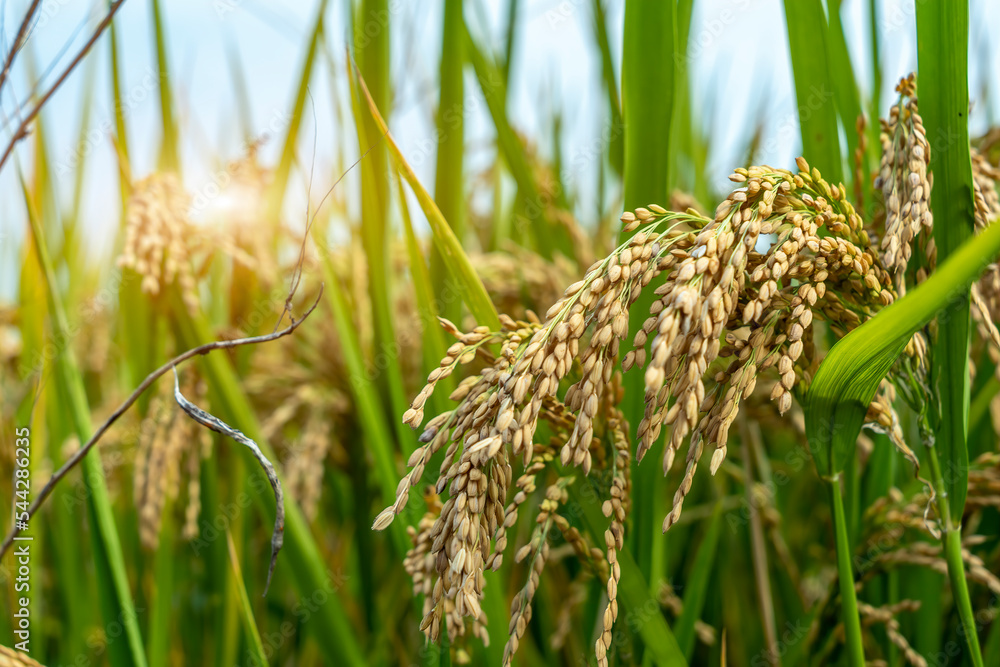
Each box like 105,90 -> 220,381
1,0 -> 1000,301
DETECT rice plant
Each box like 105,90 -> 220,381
1,1 -> 1000,666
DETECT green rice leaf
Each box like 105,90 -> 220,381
462,21 -> 575,261
108,5 -> 130,201
355,69 -> 500,331
352,0 -> 413,459
226,531 -> 268,667
314,247 -> 409,556
782,0 -> 843,183
622,0 -> 674,211
396,172 -> 450,408
620,0 -> 675,598
432,0 -> 466,325
674,502 -> 722,660
148,508 -> 175,667
21,173 -> 149,667
916,0 -> 977,520
804,219 -> 1000,478
590,0 -> 623,177
826,0 -> 865,193
150,0 -> 178,172
268,0 -> 329,220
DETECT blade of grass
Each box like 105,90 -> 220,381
804,221 -> 1000,480
21,173 -> 148,667
353,0 -> 413,458
969,375 -> 998,435
314,242 -> 409,556
226,531 -> 268,667
902,565 -> 944,660
67,59 -> 96,237
915,4 -> 983,659
620,0 -> 675,607
342,53 -> 414,460
861,433 -> 898,662
925,444 -> 983,665
916,0 -> 977,526
669,0 -> 695,193
865,0 -> 883,198
356,68 -> 500,331
226,40 -> 254,143
675,502 -> 722,660
782,0 -> 843,183
830,474 -> 865,666
826,0 -> 865,194
108,2 -> 130,207
150,0 -> 178,171
590,0 -> 622,177
622,0 -> 674,210
431,0 -> 465,325
501,0 -> 519,85
986,618 -> 1000,667
396,172 -> 449,410
267,0 -> 328,221
202,440 -> 243,667
462,20 -> 575,261
148,505 -> 175,667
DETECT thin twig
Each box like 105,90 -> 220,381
173,368 -> 284,595
0,0 -> 42,95
0,0 -> 127,174
0,287 -> 322,560
279,118 -> 386,332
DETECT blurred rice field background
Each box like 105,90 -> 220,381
0,1 -> 1000,666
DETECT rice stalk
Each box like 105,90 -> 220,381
621,0 -> 676,607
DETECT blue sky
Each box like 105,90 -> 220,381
1,0 -> 999,301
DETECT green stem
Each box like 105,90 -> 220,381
925,441 -> 985,666
829,474 -> 865,666
23,176 -> 148,667
570,478 -> 688,666
621,0 -> 675,604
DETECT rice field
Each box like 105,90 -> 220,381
1,1 -> 1000,666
